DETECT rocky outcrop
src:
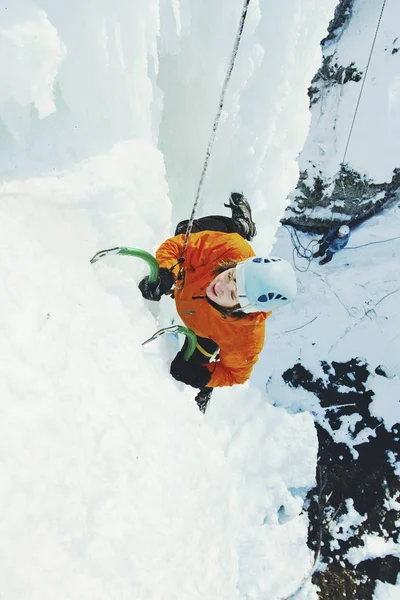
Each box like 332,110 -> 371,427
308,55 -> 363,107
282,167 -> 400,234
283,358 -> 400,599
321,0 -> 355,45
282,0 -> 400,233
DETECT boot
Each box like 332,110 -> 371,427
313,250 -> 322,258
319,256 -> 331,265
224,192 -> 257,241
195,387 -> 213,413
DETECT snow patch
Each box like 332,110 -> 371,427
0,1 -> 65,120
346,533 -> 400,565
329,498 -> 367,546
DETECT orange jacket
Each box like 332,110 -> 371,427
156,231 -> 270,388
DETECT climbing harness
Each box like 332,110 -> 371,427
177,0 -> 252,284
195,341 -> 218,360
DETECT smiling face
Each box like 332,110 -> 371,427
206,267 -> 239,308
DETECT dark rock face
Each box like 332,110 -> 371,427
282,166 -> 400,233
282,358 -> 400,598
308,55 -> 362,107
322,0 -> 355,46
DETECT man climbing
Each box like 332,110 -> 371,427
139,193 -> 297,413
313,224 -> 350,265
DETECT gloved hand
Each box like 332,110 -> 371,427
170,352 -> 211,389
139,268 -> 175,301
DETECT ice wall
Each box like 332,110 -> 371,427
0,4 -> 347,598
0,0 -> 161,177
157,0 -> 338,244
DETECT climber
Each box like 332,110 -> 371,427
138,193 -> 297,413
313,224 -> 350,265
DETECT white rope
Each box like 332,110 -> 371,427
181,0 -> 252,258
341,0 -> 387,167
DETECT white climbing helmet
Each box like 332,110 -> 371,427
235,256 -> 297,313
338,225 -> 350,236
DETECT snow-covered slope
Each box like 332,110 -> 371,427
284,0 -> 400,230
0,2 -> 337,599
1,137 -> 321,600
0,1 -> 398,599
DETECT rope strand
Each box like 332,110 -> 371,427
329,0 -> 387,225
180,0 -> 252,261
341,0 -> 387,167
287,0 -> 388,265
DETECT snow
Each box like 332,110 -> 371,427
373,577 -> 400,600
387,451 -> 400,478
0,1 -> 340,598
298,0 -> 400,184
0,141 -> 318,599
329,499 -> 367,550
346,533 -> 400,566
368,374 -> 400,431
256,200 -> 400,460
157,0 -> 338,237
1,0 -> 399,598
384,493 -> 400,513
0,2 -> 65,119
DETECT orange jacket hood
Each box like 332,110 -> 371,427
155,231 -> 270,388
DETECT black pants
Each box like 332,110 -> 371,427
175,215 -> 241,236
318,242 -> 334,262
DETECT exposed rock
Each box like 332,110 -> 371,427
308,54 -> 363,106
282,358 -> 400,599
322,0 -> 355,46
283,0 -> 400,233
282,166 -> 400,233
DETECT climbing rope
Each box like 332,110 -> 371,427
287,0 -> 388,267
330,0 -> 387,224
341,0 -> 387,168
178,0 -> 252,275
283,225 -> 319,272
345,233 -> 400,249
284,224 -> 400,273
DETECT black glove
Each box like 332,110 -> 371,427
139,268 -> 175,301
170,352 -> 211,389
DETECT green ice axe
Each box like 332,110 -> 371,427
90,246 -> 197,360
90,246 -> 159,281
141,325 -> 197,361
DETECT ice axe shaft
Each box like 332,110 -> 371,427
90,246 -> 159,281
90,246 -> 197,360
142,325 -> 197,361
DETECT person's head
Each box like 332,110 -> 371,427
337,225 -> 350,238
206,265 -> 239,310
206,257 -> 297,314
